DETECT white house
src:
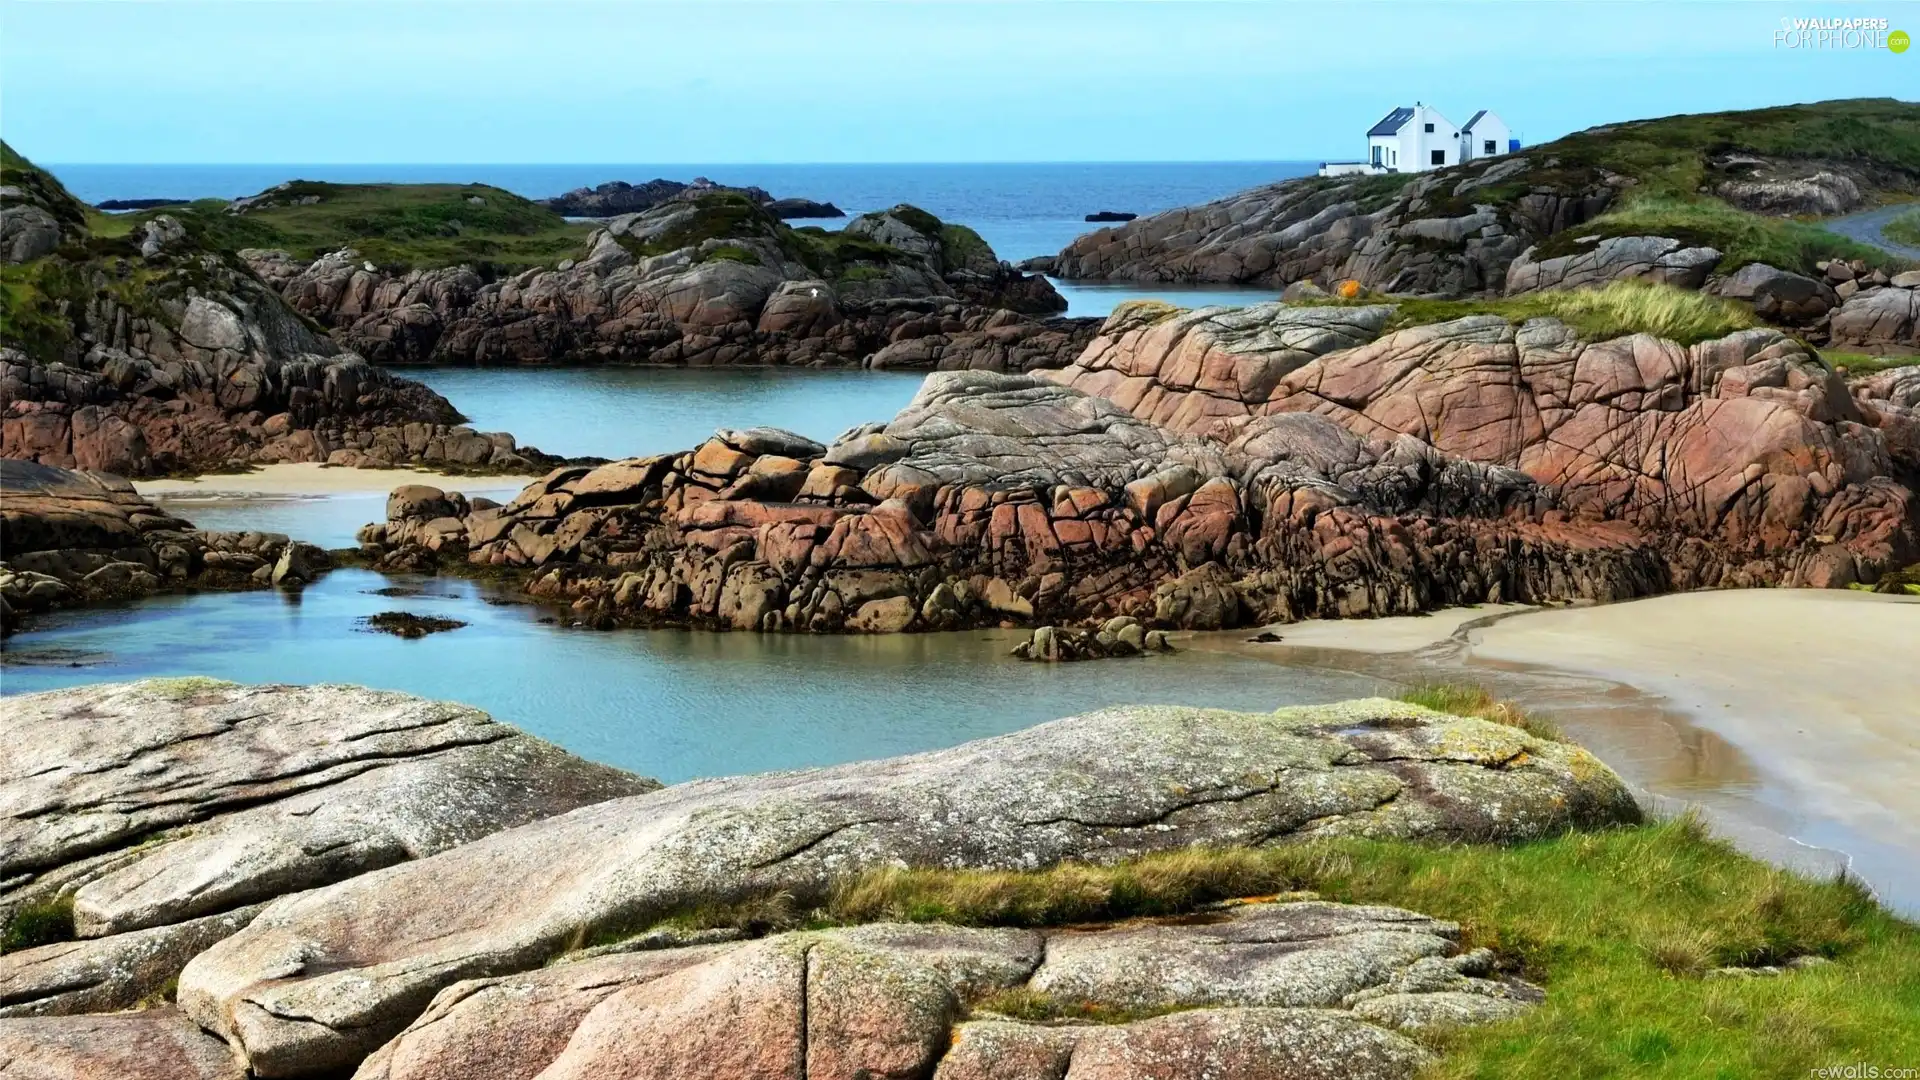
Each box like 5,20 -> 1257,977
1319,104 -> 1517,177
1459,110 -> 1514,164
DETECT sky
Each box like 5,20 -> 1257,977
1,0 -> 1914,164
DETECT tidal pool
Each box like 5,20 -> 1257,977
0,569 -> 1390,783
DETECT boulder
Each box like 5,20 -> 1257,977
351,902 -> 1522,1080
176,697 -> 1635,1074
0,680 -> 657,1017
1713,262 -> 1838,324
0,1009 -> 247,1080
1503,235 -> 1721,294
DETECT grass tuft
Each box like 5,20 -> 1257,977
1,895 -> 76,953
1296,280 -> 1757,346
1397,683 -> 1564,741
1534,194 -> 1906,277
1819,351 -> 1920,378
1884,206 -> 1920,248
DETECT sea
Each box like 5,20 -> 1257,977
49,161 -> 1317,316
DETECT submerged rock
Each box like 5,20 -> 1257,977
358,610 -> 468,638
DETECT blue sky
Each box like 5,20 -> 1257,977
2,0 -> 1913,163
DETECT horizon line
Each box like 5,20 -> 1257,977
42,158 -> 1333,168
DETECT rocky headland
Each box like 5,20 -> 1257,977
0,680 -> 1639,1078
540,175 -> 843,219
0,143 -> 555,478
357,292 -> 1919,633
0,459 -> 329,634
1027,100 -> 1920,352
247,196 -> 1096,370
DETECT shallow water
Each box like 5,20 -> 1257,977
0,569 -> 1389,784
408,366 -> 929,461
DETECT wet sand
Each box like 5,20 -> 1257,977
135,463 -> 538,498
1204,589 -> 1920,915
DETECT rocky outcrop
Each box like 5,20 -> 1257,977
1829,273 -> 1920,349
1031,105 -> 1916,332
1504,235 -> 1722,294
367,305 -> 1914,633
0,143 -> 551,478
540,176 -> 841,219
1031,153 -> 1605,297
254,198 -> 1092,370
1051,303 -> 1917,588
0,459 -> 330,633
0,680 -> 654,1018
167,696 -> 1632,1075
351,904 -> 1533,1080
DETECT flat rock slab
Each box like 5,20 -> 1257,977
0,1007 -> 246,1080
354,904 -> 1508,1080
0,680 -> 656,1017
176,697 -> 1631,1076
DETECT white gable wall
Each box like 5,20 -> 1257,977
1460,112 -> 1513,162
1401,104 -> 1459,171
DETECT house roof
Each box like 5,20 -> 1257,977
1367,107 -> 1414,137
1461,110 -> 1490,131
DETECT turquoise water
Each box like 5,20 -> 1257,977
406,366 -> 927,461
0,569 -> 1387,783
11,363 -> 1387,785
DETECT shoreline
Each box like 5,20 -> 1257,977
1194,589 -> 1920,915
134,462 -> 539,499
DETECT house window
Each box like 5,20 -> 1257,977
1423,123 -> 1434,133
1431,150 -> 1445,166
1372,145 -> 1382,166
1390,150 -> 1397,165
1484,139 -> 1497,154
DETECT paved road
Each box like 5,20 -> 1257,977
1821,202 -> 1920,261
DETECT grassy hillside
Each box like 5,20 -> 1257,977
88,180 -> 597,273
1400,99 -> 1919,278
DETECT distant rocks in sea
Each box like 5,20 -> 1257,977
541,176 -> 842,219
763,196 -> 844,219
93,198 -> 191,211
1084,210 -> 1137,222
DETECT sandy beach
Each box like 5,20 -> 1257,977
135,462 -> 540,499
1224,589 -> 1920,913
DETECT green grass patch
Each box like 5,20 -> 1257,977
102,181 -> 595,274
1397,684 -> 1563,741
1297,280 -> 1757,346
939,223 -> 994,270
1819,351 -> 1920,378
697,244 -> 762,266
1885,207 -> 1920,248
1530,194 -> 1906,277
582,816 -> 1915,1078
1,895 -> 76,953
971,986 -> 1198,1025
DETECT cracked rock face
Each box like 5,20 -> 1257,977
0,680 -> 655,1018
0,1008 -> 247,1080
174,698 -> 1632,1076
349,902 -> 1517,1080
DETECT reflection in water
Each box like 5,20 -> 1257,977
0,570 -> 1389,784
